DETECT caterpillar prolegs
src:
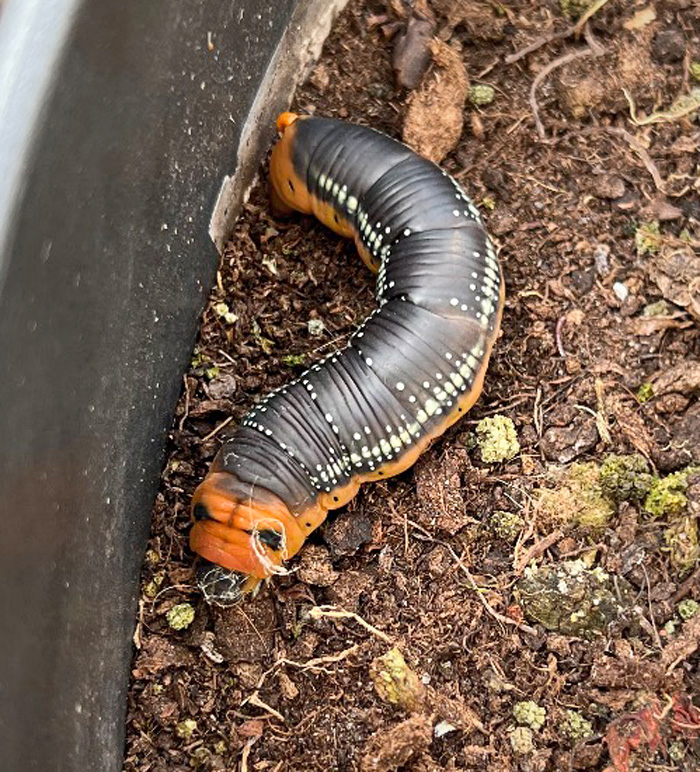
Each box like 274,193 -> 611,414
191,113 -> 504,605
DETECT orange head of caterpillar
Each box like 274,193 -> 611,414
269,112 -> 313,217
189,468 -> 307,605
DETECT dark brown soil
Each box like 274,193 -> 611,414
124,2 -> 700,771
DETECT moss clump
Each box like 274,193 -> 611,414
599,454 -> 653,503
678,599 -> 699,620
509,726 -> 534,755
469,84 -> 495,106
281,353 -> 306,366
691,62 -> 700,83
475,415 -> 520,463
635,221 -> 661,256
644,468 -> 699,518
167,602 -> 195,631
664,517 -> 699,572
176,718 -> 197,740
513,701 -> 546,730
489,510 -> 525,541
369,647 -> 424,712
561,710 -> 594,743
560,0 -> 593,19
636,382 -> 654,403
517,560 -> 636,638
538,462 -> 615,529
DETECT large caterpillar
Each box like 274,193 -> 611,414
191,112 -> 504,605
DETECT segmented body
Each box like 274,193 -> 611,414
190,113 -> 504,603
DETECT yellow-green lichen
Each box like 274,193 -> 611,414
599,454 -> 653,503
513,701 -> 546,730
538,462 -> 615,529
561,710 -> 594,743
469,84 -> 495,106
212,301 -> 238,325
560,0 -> 593,19
517,560 -> 635,638
369,647 -> 423,712
644,468 -> 699,518
176,718 -> 197,740
489,510 -> 525,541
691,62 -> 700,83
167,602 -> 195,631
636,382 -> 654,403
475,415 -> 520,463
677,599 -> 699,620
664,516 -> 699,572
635,221 -> 661,256
509,726 -> 535,755
281,353 -> 306,367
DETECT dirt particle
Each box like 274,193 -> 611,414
652,27 -> 686,64
297,543 -> 339,587
361,713 -> 433,772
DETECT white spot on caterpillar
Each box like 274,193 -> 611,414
396,381 -> 405,391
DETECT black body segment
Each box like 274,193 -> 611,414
222,116 -> 503,512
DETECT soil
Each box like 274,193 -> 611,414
124,2 -> 700,771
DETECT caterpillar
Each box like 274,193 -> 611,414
190,112 -> 504,605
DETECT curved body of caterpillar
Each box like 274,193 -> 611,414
191,112 -> 504,605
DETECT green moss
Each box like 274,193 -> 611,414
636,382 -> 654,403
509,726 -> 534,755
644,468 -> 699,518
561,710 -> 594,743
167,602 -> 195,630
469,84 -> 495,106
538,462 -> 615,529
678,599 -> 699,620
635,221 -> 661,256
176,718 -> 197,740
281,353 -> 306,367
513,701 -> 546,730
691,62 -> 700,83
489,510 -> 525,541
599,454 -> 653,503
560,0 -> 593,19
480,196 -> 496,211
475,415 -> 520,463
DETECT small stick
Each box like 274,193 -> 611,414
200,415 -> 235,443
605,127 -> 666,193
572,0 -> 611,37
308,605 -> 393,643
446,546 -> 539,637
514,530 -> 563,574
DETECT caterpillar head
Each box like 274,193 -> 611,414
189,470 -> 306,604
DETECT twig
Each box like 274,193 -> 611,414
605,127 -> 666,193
239,736 -> 256,772
200,415 -> 235,443
528,24 -> 605,139
572,0 -> 611,37
179,374 -> 191,432
530,46 -> 598,139
514,530 -> 563,574
308,605 -> 393,643
245,693 -> 286,723
446,546 -> 539,636
506,27 -> 574,65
